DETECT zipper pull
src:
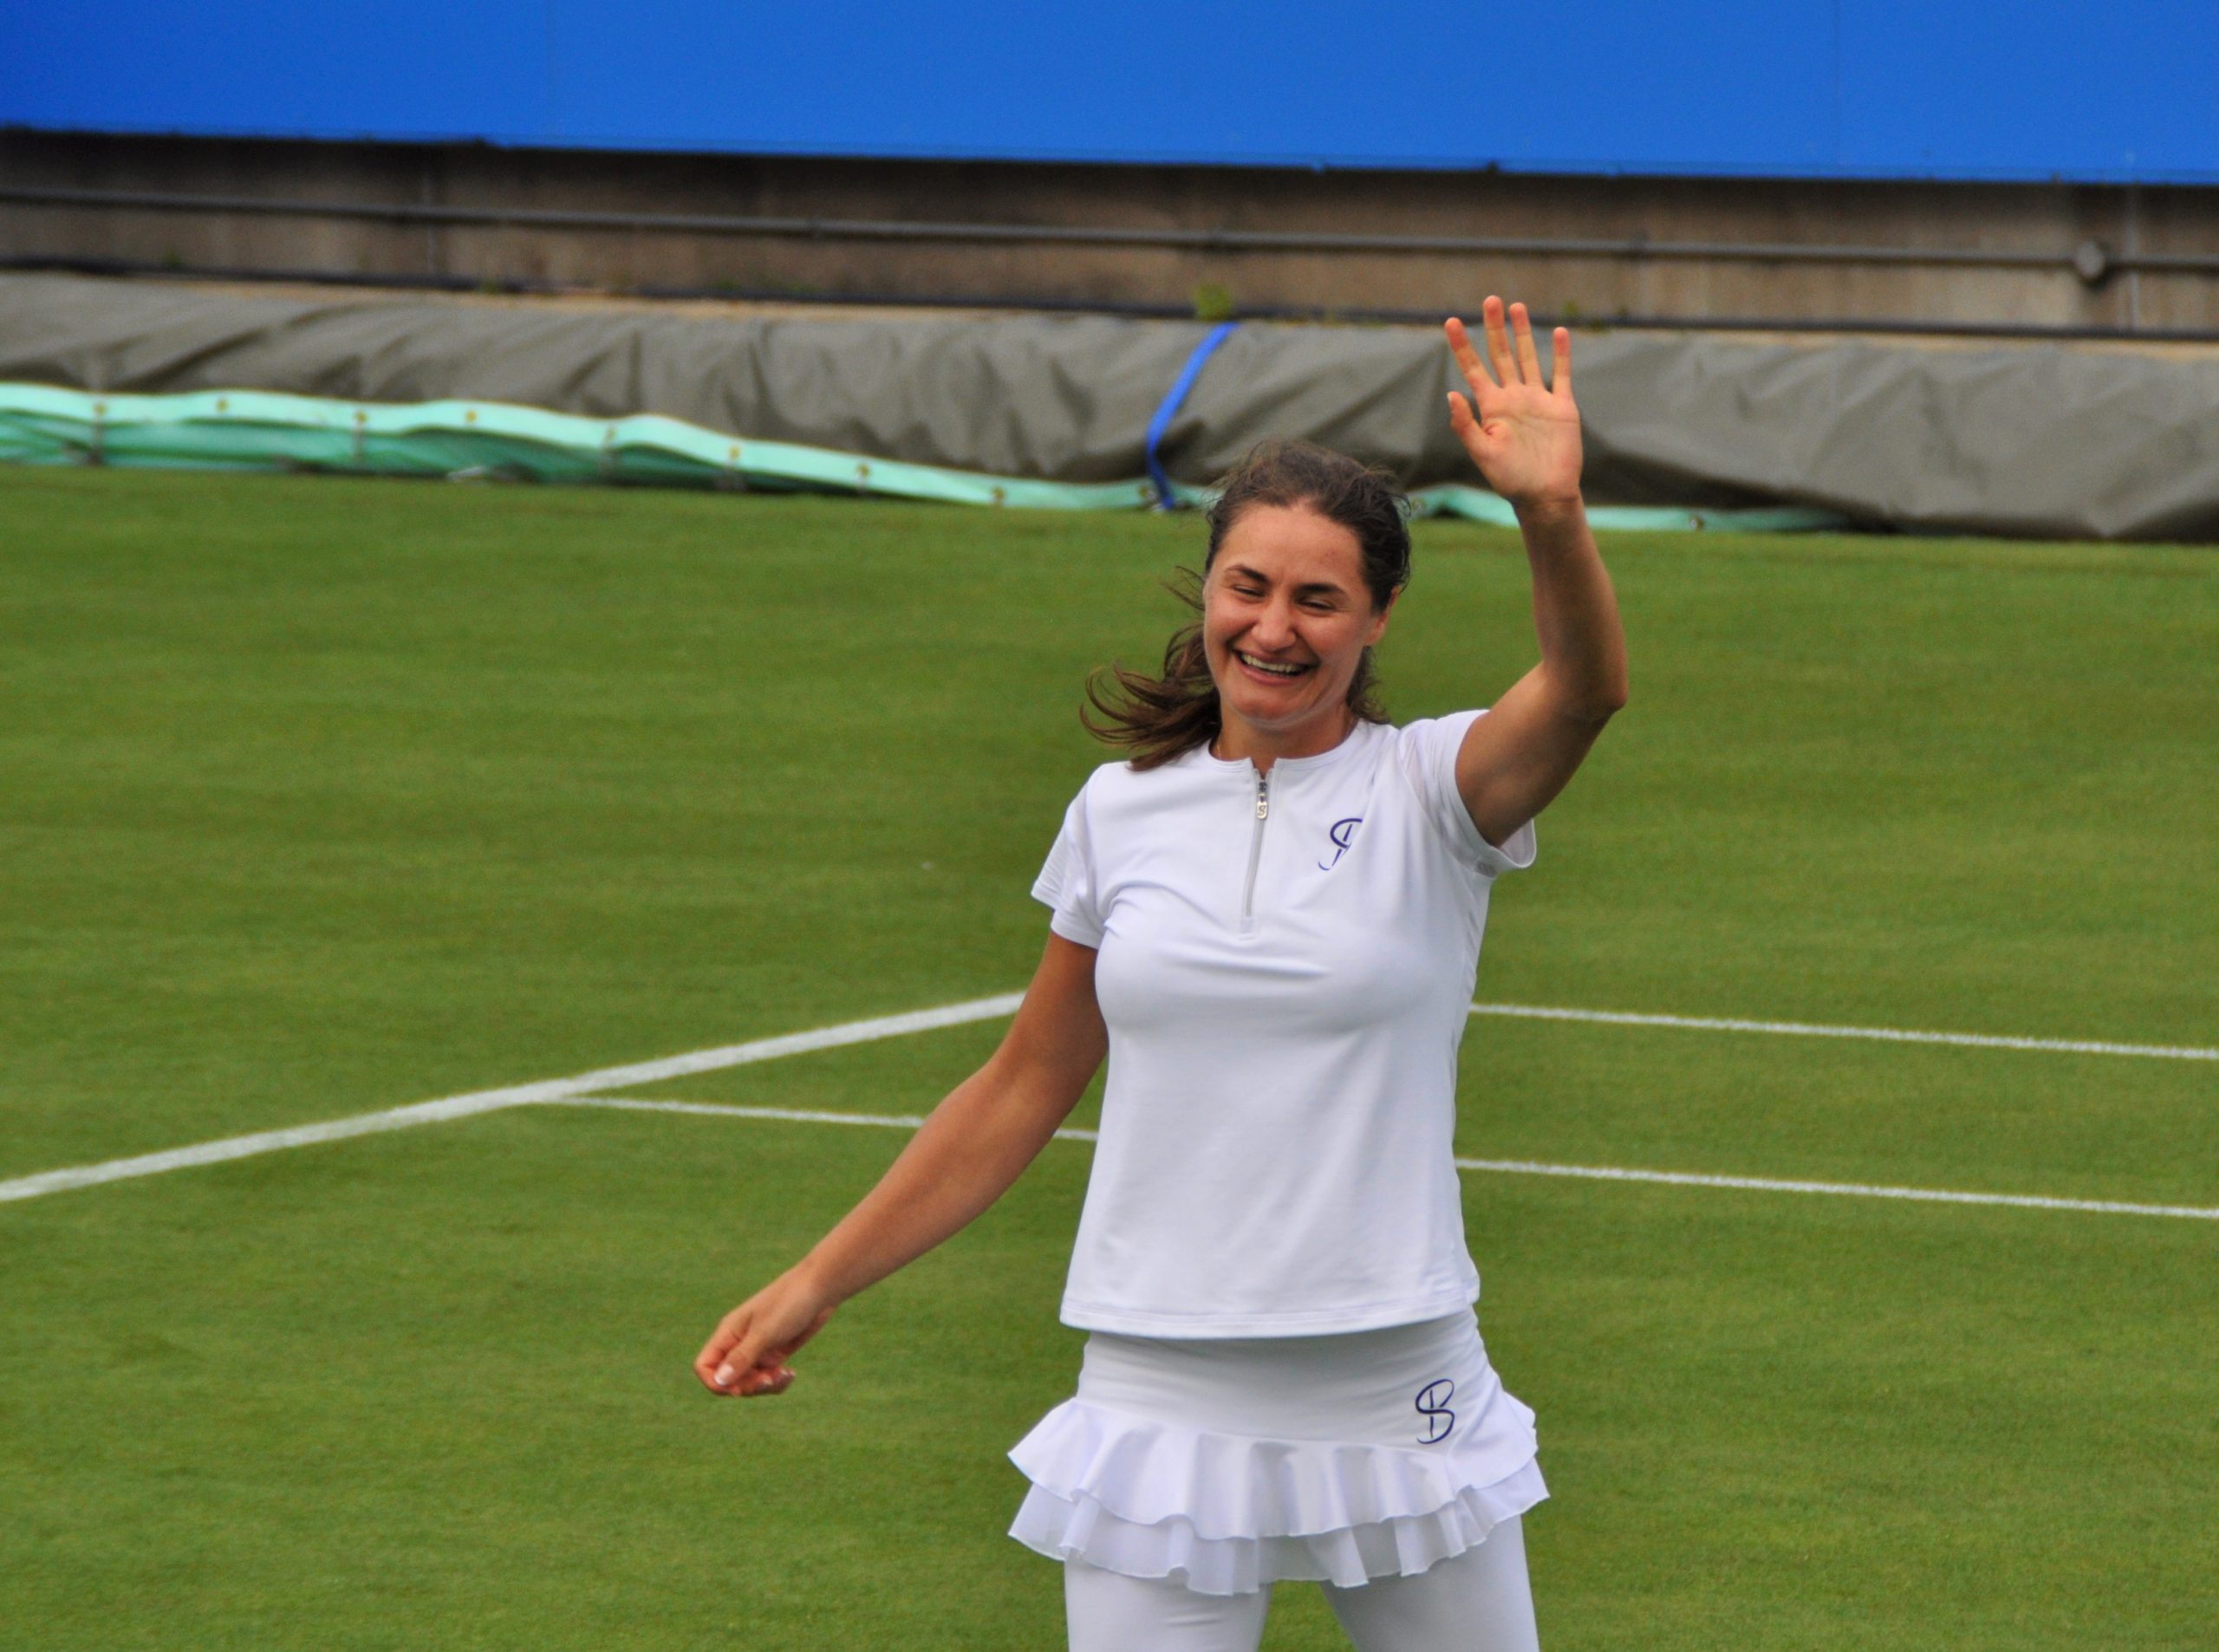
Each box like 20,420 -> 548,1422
1255,771 -> 1271,820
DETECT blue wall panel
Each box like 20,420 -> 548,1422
4,1 -> 2213,183
1837,0 -> 2215,180
1,2 -> 555,144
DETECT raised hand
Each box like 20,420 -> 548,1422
1444,296 -> 1584,513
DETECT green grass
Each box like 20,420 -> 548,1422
3,468 -> 2215,1650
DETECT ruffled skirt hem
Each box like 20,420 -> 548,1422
1011,1455 -> 1546,1597
1005,1394 -> 1547,1597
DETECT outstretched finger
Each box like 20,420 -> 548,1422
1481,296 -> 1520,387
1511,302 -> 1545,386
1443,316 -> 1493,396
1552,327 -> 1572,399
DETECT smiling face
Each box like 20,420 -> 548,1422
1203,501 -> 1396,759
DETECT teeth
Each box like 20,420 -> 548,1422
1238,651 -> 1308,676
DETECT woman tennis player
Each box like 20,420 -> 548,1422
695,295 -> 1626,1652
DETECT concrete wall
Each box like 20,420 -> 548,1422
5,133 -> 2216,335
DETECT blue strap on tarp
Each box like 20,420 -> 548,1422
1144,321 -> 1239,509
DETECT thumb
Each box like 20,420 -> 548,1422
713,1333 -> 760,1389
696,1309 -> 762,1392
1447,392 -> 1490,463
724,1324 -> 808,1396
709,1310 -> 816,1392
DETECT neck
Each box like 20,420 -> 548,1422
1211,704 -> 1358,772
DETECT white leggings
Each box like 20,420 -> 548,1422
1063,1514 -> 1540,1652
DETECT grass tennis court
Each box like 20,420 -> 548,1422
3,467 -> 2214,1649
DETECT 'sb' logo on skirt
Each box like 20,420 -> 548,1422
1415,1378 -> 1456,1444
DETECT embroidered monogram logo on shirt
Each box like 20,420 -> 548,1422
1415,1377 -> 1456,1443
1318,816 -> 1363,871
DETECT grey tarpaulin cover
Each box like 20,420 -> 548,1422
3,272 -> 2216,541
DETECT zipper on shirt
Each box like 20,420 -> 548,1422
1240,767 -> 1272,929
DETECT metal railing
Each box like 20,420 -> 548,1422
7,184 -> 2216,283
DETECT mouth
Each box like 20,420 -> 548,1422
1233,648 -> 1316,683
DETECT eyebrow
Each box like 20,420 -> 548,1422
1221,562 -> 1354,598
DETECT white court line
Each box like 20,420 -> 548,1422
0,993 -> 1024,1206
4,988 -> 2206,1208
1445,1157 -> 2219,1220
1470,1002 -> 2217,1062
552,1096 -> 1103,1141
549,1096 -> 2219,1223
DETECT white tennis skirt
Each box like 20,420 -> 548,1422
1006,1308 -> 1547,1597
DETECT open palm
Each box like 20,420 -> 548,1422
1445,296 -> 1583,511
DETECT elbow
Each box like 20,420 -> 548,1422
1540,658 -> 1628,725
1566,678 -> 1628,725
1595,661 -> 1631,719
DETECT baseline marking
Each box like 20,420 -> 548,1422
1470,1002 -> 2216,1062
549,1096 -> 2219,1223
0,994 -> 1024,1206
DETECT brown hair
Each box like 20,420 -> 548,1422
1083,439 -> 1413,770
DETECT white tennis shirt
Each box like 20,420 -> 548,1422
1032,709 -> 1536,1337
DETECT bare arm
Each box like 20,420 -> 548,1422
1442,297 -> 1630,847
693,931 -> 1106,1397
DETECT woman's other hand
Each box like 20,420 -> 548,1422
687,936 -> 1103,1403
1444,297 -> 1583,513
694,1265 -> 836,1397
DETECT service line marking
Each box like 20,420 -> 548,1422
1468,1002 -> 2217,1062
549,1096 -> 2219,1223
0,994 -> 1024,1206
4,990 -> 2207,1208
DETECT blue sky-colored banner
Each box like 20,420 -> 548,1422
4,1 -> 2212,184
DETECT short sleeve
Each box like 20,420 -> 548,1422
1399,709 -> 1538,878
1031,787 -> 1107,947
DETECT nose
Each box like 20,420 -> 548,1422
1249,599 -> 1298,653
